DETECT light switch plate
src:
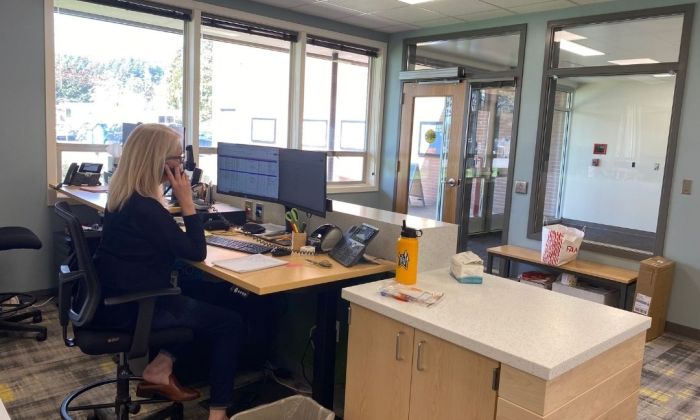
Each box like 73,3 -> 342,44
682,179 -> 692,195
515,180 -> 528,194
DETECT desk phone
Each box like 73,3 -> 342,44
330,223 -> 380,267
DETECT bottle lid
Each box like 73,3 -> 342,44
401,220 -> 422,238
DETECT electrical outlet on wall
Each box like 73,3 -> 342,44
244,201 -> 254,221
682,179 -> 692,195
255,203 -> 264,223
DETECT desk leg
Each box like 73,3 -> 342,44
619,284 -> 630,310
486,254 -> 494,274
496,258 -> 511,278
312,287 -> 340,409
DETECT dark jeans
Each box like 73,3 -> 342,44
151,295 -> 243,408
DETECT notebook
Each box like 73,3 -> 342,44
212,254 -> 287,273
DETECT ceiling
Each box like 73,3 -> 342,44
249,0 -> 616,33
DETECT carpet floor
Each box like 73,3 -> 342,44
1,301 -> 698,419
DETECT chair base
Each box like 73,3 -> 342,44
0,293 -> 46,341
61,377 -> 185,420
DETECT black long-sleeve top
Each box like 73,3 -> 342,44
95,193 -> 206,297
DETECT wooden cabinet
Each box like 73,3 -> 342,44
345,304 -> 499,420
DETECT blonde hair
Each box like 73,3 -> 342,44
106,123 -> 181,212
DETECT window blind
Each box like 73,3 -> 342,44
307,35 -> 379,58
76,0 -> 191,21
201,13 -> 298,42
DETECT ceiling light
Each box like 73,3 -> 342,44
398,0 -> 433,4
653,73 -> 674,78
554,31 -> 586,42
416,40 -> 443,47
608,58 -> 659,65
558,40 -> 604,56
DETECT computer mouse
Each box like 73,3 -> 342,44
271,247 -> 292,257
241,222 -> 266,234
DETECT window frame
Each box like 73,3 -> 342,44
527,4 -> 695,259
45,0 -> 386,195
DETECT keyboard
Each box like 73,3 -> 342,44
206,236 -> 273,254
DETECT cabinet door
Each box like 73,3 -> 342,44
345,304 -> 415,420
409,330 -> 500,420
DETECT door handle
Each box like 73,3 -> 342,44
395,331 -> 405,361
444,178 -> 460,187
416,340 -> 426,371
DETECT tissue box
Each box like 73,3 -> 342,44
450,252 -> 483,284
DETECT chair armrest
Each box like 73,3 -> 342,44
104,287 -> 182,306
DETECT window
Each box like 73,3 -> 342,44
529,5 -> 693,258
199,16 -> 293,150
53,0 -> 187,182
303,36 -> 378,184
48,1 -> 385,192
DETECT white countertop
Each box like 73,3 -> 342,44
342,268 -> 650,380
331,200 -> 453,230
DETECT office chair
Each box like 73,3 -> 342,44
54,201 -> 193,420
0,226 -> 47,341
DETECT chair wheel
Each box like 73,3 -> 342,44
33,313 -> 42,323
128,402 -> 141,414
36,331 -> 47,341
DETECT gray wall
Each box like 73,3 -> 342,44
0,0 -> 53,292
378,0 -> 700,330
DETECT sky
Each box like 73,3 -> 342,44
54,13 -> 182,66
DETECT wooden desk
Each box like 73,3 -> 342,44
50,184 -> 181,213
486,245 -> 638,309
51,184 -> 108,212
199,243 -> 393,295
50,184 -> 395,409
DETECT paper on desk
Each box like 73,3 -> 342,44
212,254 -> 287,273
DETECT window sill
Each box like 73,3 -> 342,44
328,183 -> 379,194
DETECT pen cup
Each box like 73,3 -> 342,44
291,232 -> 307,252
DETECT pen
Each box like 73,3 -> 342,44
380,291 -> 411,302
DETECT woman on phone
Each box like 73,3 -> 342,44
94,123 -> 240,420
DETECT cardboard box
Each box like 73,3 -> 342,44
633,256 -> 675,341
552,281 -> 619,306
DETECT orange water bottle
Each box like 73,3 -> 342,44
396,220 -> 422,285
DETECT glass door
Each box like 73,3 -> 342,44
460,83 -> 515,256
395,82 -> 467,223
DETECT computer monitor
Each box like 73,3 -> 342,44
122,122 -> 138,143
216,143 -> 327,217
278,148 -> 327,217
216,142 -> 280,202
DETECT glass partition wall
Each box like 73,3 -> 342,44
529,5 -> 694,258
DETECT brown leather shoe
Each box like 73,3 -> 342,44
136,374 -> 201,401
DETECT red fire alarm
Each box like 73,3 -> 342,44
593,144 -> 607,155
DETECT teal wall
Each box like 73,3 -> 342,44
378,0 -> 700,330
0,0 -> 54,292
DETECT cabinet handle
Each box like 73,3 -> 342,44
416,340 -> 426,371
395,331 -> 405,361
